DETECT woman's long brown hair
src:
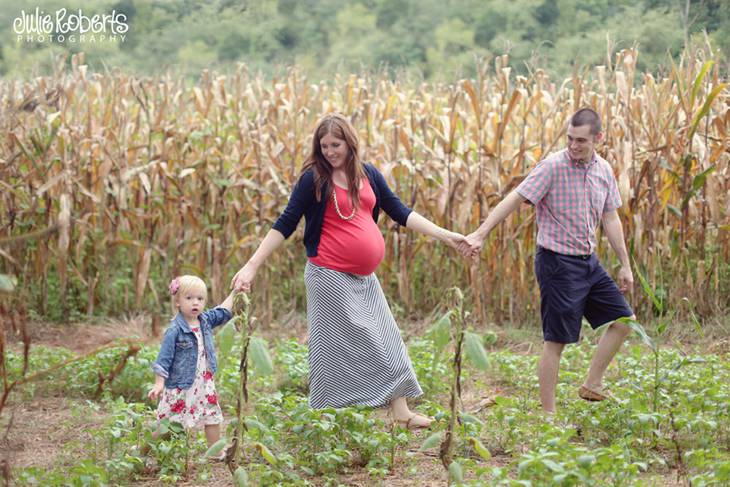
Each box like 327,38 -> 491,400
300,113 -> 366,209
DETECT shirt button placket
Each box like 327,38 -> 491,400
584,169 -> 591,254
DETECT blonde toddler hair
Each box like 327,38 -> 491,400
169,275 -> 207,313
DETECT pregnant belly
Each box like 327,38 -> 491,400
310,223 -> 385,276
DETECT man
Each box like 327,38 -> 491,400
463,108 -> 635,414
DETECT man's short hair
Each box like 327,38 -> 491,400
570,108 -> 602,135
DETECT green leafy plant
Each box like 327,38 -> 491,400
425,287 -> 491,476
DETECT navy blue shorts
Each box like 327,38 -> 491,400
535,246 -> 633,344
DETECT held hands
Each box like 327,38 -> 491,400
438,229 -> 484,259
440,230 -> 472,257
231,261 -> 258,293
617,265 -> 634,294
463,231 -> 485,258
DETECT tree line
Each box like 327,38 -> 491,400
0,0 -> 728,80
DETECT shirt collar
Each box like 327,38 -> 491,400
173,312 -> 194,332
567,149 -> 598,168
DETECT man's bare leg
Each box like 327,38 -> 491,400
539,341 -> 566,413
582,318 -> 633,391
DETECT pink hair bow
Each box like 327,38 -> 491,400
169,277 -> 180,295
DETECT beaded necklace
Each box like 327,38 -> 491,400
332,188 -> 356,220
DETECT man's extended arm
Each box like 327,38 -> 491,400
465,190 -> 528,254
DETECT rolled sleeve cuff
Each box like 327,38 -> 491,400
152,362 -> 169,379
516,187 -> 539,206
396,207 -> 413,227
211,306 -> 232,324
604,194 -> 622,212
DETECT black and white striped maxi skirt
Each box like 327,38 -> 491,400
305,261 -> 423,409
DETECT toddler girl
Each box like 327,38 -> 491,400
148,275 -> 235,450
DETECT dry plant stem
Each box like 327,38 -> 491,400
668,407 -> 688,483
228,293 -> 252,472
0,49 -> 727,323
1,457 -> 10,487
0,300 -> 27,483
0,224 -> 59,245
389,421 -> 397,474
94,345 -> 141,399
184,429 -> 190,478
440,288 -> 465,470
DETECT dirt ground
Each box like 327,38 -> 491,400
3,316 -> 493,485
2,315 -> 694,486
6,314 -> 158,353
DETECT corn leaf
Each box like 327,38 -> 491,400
448,461 -> 464,483
249,337 -> 274,376
205,438 -> 228,458
464,331 -> 489,371
233,467 -> 249,487
419,431 -> 444,451
469,438 -> 492,461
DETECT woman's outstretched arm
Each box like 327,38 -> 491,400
231,229 -> 286,292
405,212 -> 469,253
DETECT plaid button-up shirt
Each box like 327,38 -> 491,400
516,149 -> 622,256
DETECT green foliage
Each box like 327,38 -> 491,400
463,331 -> 489,371
249,336 -> 274,376
204,438 -> 228,458
5,345 -> 157,401
5,346 -> 75,382
0,273 -> 16,292
419,431 -> 444,451
14,397 -> 212,486
448,460 -> 464,483
19,242 -> 163,322
409,338 -> 450,396
276,337 -> 308,373
0,0 -> 727,79
9,317 -> 730,485
233,466 -> 250,487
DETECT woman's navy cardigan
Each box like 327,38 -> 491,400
271,163 -> 413,257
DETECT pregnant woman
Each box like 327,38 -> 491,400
232,113 -> 467,428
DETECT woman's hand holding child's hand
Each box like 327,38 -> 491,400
231,261 -> 258,293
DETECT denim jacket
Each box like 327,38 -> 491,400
151,307 -> 232,389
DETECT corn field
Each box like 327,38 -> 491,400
0,49 -> 727,327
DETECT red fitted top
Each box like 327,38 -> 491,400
309,178 -> 385,275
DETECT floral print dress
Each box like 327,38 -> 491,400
157,326 -> 223,428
